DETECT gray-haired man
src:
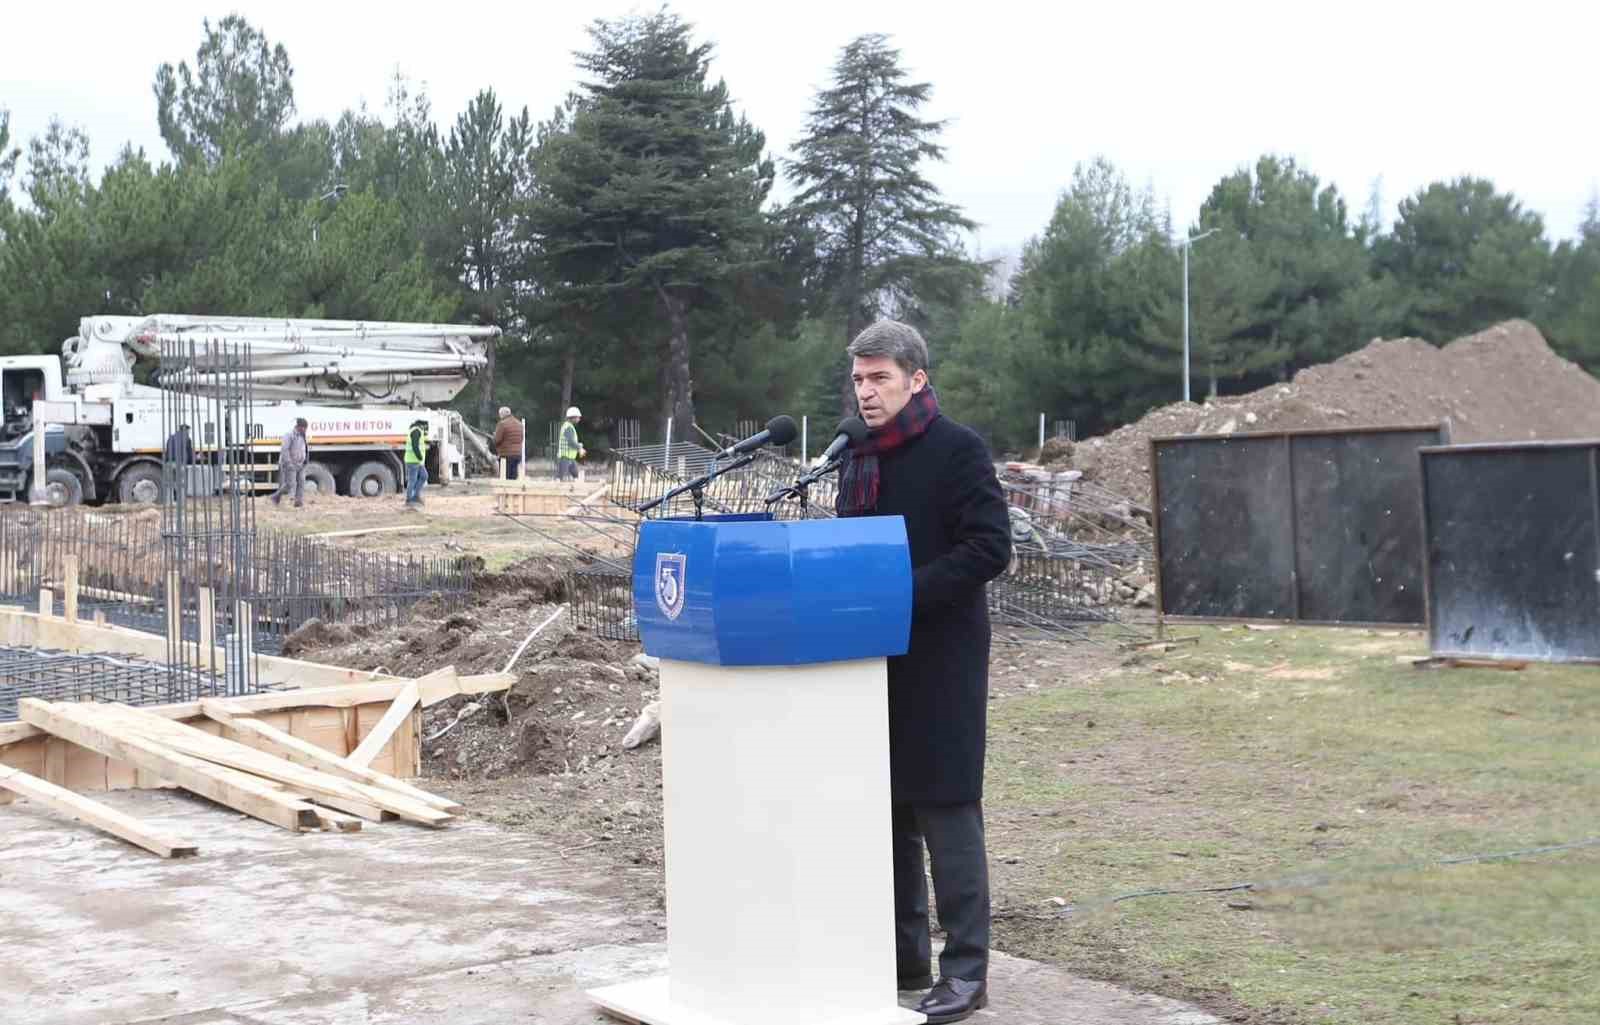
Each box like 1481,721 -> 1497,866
835,319 -> 1011,1023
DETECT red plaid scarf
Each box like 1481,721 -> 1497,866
839,385 -> 941,514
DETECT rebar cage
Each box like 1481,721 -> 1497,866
0,645 -> 283,722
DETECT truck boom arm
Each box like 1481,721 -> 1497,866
64,314 -> 498,407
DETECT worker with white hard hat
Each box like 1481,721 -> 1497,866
557,406 -> 585,481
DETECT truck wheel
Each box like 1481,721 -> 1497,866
117,463 -> 164,505
347,460 -> 397,498
302,462 -> 338,498
42,468 -> 85,507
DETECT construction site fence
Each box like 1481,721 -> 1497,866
551,438 -> 1154,643
606,441 -> 837,520
0,506 -> 472,654
565,549 -> 1130,646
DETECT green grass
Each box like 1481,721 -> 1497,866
986,626 -> 1600,1024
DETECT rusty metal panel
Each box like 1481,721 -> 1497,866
1422,441 -> 1600,662
1154,425 -> 1443,625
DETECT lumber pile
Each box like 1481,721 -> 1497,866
2,678 -> 467,859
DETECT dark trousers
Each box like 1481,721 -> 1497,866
503,456 -> 521,481
893,801 -> 990,982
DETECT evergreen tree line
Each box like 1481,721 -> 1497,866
1,11 -> 1595,453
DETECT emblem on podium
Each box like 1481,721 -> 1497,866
655,552 -> 687,620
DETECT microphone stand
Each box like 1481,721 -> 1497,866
639,452 -> 759,521
765,457 -> 845,517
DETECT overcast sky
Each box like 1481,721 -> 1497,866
4,1 -> 1596,259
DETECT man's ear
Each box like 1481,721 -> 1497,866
910,368 -> 928,393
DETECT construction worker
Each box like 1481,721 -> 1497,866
557,406 -> 585,481
162,424 -> 195,503
492,405 -> 524,480
271,418 -> 309,507
404,418 -> 430,506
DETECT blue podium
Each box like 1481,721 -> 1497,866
588,514 -> 925,1025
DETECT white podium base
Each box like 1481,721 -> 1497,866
590,976 -> 925,1025
587,657 -> 920,1025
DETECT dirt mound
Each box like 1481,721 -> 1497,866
470,555 -> 572,602
1038,437 -> 1074,467
1075,320 -> 1600,502
280,557 -> 654,782
281,618 -> 357,657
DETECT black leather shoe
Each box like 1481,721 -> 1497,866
897,971 -> 934,991
916,977 -> 988,1023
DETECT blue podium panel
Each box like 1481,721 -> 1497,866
633,515 -> 912,665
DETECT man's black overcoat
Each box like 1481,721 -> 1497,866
839,413 -> 1012,804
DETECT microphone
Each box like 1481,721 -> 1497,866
717,414 -> 798,459
770,417 -> 869,501
816,416 -> 868,465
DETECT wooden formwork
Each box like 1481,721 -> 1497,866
494,490 -> 578,516
0,603 -> 513,852
0,694 -> 420,795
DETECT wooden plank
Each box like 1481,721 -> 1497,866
0,736 -> 45,802
166,571 -> 182,652
0,765 -> 198,857
262,780 -> 389,823
393,707 -> 419,778
103,705 -> 448,826
17,699 -> 319,832
197,587 -> 214,656
204,703 -> 457,805
2,735 -> 46,777
202,702 -> 460,813
0,669 -> 513,749
44,736 -> 67,786
288,707 -> 346,756
308,804 -> 364,832
347,681 -> 421,770
105,752 -> 139,791
307,525 -> 428,540
64,740 -> 109,792
237,600 -> 254,659
64,555 -> 79,623
356,702 -> 398,775
39,588 -> 53,617
563,483 -> 611,515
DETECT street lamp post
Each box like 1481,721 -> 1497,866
1176,228 -> 1219,403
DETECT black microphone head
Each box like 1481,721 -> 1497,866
764,414 -> 799,447
837,416 -> 869,444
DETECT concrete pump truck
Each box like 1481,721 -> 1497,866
0,314 -> 501,506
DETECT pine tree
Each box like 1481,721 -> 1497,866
785,33 -> 976,414
525,9 -> 773,436
437,89 -> 533,427
154,14 -> 296,168
1378,177 -> 1551,340
0,108 -> 19,213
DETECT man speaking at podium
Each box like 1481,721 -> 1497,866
836,320 -> 1012,1023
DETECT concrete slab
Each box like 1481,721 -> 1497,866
0,790 -> 1221,1025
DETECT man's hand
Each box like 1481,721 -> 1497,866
578,445 -> 587,459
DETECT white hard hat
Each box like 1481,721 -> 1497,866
566,406 -> 582,418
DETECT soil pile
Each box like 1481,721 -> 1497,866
282,557 -> 665,873
1068,320 -> 1600,503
